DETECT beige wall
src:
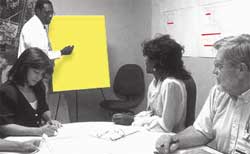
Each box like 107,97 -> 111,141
52,0 -> 152,122
183,57 -> 215,116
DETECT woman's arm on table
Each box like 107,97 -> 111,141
0,123 -> 58,137
0,139 -> 40,153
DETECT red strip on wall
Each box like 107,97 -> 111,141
201,33 -> 221,36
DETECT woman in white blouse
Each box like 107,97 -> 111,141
132,34 -> 191,133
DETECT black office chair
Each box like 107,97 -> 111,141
100,64 -> 145,115
183,76 -> 197,127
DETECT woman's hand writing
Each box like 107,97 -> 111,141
40,124 -> 58,136
47,120 -> 62,129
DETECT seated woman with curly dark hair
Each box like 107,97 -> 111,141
132,34 -> 193,133
0,47 -> 61,137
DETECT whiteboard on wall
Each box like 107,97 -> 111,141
154,0 -> 250,57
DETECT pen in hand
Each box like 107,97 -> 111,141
41,121 -> 58,136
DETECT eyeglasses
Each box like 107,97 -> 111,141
214,62 -> 225,70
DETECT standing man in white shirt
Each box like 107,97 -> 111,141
18,0 -> 74,59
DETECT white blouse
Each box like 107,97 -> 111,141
146,77 -> 187,132
29,100 -> 38,110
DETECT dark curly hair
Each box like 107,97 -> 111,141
8,47 -> 53,86
142,34 -> 190,81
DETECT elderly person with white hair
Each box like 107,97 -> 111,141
155,34 -> 250,154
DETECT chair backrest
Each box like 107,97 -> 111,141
183,76 -> 197,127
113,64 -> 145,101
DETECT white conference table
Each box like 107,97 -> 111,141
3,122 -> 222,154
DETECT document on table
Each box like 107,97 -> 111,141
90,125 -> 141,141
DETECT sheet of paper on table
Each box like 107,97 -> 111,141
89,125 -> 142,141
40,136 -> 114,154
